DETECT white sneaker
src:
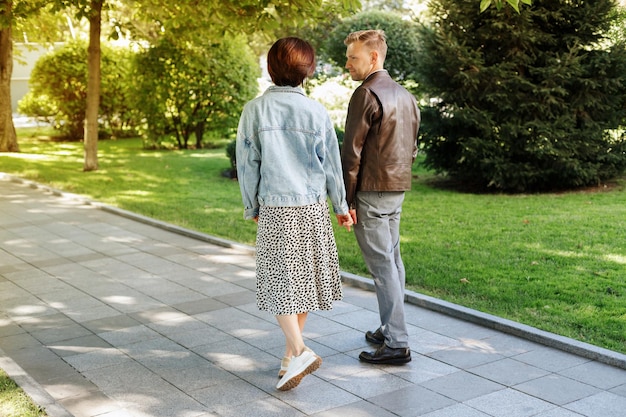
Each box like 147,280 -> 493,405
275,348 -> 322,391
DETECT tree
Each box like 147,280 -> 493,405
1,0 -> 361,156
83,0 -> 101,170
481,0 -> 531,13
0,0 -> 18,152
417,0 -> 626,192
0,0 -> 531,155
51,0 -> 360,169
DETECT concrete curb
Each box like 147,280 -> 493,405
341,272 -> 626,370
0,348 -> 74,417
3,173 -> 626,372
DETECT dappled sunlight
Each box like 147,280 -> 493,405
537,248 -> 586,259
9,304 -> 51,316
119,189 -> 152,197
2,152 -> 54,161
604,253 -> 626,264
4,238 -> 32,247
526,243 -> 626,266
203,253 -> 252,264
149,316 -> 198,329
204,352 -> 264,371
47,344 -> 106,355
103,235 -> 143,244
400,235 -> 414,244
188,152 -> 228,158
101,295 -> 137,305
229,328 -> 264,338
202,207 -> 231,214
451,338 -> 498,354
235,269 -> 255,279
133,310 -> 188,323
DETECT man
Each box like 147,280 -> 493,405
341,29 -> 420,365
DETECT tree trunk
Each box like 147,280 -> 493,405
194,121 -> 205,149
0,1 -> 19,153
83,0 -> 102,171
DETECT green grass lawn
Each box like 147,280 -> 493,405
2,133 -> 625,355
0,369 -> 47,416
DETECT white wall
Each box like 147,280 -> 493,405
10,43 -> 59,112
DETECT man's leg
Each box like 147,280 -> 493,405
354,191 -> 409,349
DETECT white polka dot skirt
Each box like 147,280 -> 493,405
256,201 -> 343,316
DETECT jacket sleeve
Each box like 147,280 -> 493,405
341,87 -> 378,207
322,118 -> 349,215
411,100 -> 421,163
235,111 -> 261,220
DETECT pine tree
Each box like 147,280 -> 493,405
417,0 -> 626,192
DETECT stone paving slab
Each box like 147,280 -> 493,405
1,174 -> 626,417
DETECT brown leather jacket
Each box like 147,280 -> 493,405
341,70 -> 420,208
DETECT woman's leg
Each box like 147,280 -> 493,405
276,314 -> 306,358
275,312 -> 321,391
282,312 -> 308,357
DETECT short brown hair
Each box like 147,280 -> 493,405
267,37 -> 316,87
344,29 -> 388,61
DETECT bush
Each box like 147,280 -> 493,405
99,47 -> 143,138
18,40 -> 141,140
416,0 -> 626,192
16,92 -> 57,126
225,139 -> 237,179
133,35 -> 259,150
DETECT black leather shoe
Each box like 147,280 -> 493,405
365,328 -> 384,344
359,343 -> 411,365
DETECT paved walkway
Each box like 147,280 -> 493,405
1,174 -> 626,417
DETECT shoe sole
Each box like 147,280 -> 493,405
276,356 -> 322,391
358,355 -> 411,365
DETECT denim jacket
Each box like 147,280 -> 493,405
236,85 -> 349,220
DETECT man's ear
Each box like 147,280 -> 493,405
370,50 -> 379,64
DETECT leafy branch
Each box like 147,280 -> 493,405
480,0 -> 532,13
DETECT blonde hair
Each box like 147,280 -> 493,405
344,29 -> 387,61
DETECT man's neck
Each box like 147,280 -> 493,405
365,68 -> 386,80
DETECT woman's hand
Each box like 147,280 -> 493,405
336,213 -> 354,231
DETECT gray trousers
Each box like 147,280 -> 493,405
354,191 -> 409,348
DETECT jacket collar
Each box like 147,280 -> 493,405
364,69 -> 388,82
265,85 -> 306,95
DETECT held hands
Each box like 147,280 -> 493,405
349,209 -> 357,226
336,210 -> 355,232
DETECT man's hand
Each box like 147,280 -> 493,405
349,209 -> 357,226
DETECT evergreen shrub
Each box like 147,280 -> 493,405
416,0 -> 626,192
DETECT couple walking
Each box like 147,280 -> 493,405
236,30 -> 421,391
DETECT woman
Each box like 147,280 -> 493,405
236,37 -> 353,391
